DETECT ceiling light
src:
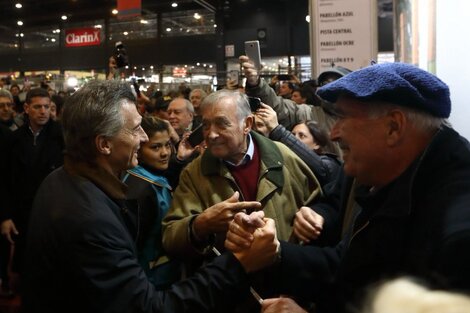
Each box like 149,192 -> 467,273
194,13 -> 201,20
171,2 -> 178,8
17,20 -> 23,26
20,33 -> 24,37
112,9 -> 118,15
150,65 -> 154,69
94,24 -> 102,29
123,31 -> 129,36
51,38 -> 56,42
61,15 -> 68,21
306,15 -> 310,23
15,3 -> 22,9
166,28 -> 171,32
140,19 -> 148,24
214,24 -> 217,28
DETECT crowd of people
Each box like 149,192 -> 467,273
0,56 -> 469,313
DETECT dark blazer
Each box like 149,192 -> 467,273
23,161 -> 250,313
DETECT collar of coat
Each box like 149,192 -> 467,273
64,156 -> 128,200
200,130 -> 285,188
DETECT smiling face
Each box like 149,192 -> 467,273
139,130 -> 172,171
167,98 -> 193,135
201,97 -> 252,164
108,101 -> 148,173
329,96 -> 389,186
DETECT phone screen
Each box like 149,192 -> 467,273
187,124 -> 204,147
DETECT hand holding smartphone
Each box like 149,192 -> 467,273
187,124 -> 204,147
244,40 -> 262,70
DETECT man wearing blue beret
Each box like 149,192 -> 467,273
226,62 -> 470,313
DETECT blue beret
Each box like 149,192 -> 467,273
316,62 -> 451,118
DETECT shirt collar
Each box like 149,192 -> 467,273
224,133 -> 254,167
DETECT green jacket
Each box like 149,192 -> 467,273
162,131 -> 321,259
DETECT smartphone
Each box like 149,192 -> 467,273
131,79 -> 141,97
187,124 -> 204,147
277,74 -> 292,81
248,96 -> 262,112
244,40 -> 262,70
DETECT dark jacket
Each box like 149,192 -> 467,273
269,124 -> 341,190
276,126 -> 470,312
5,119 -> 64,225
23,159 -> 250,313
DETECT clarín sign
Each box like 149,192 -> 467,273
65,28 -> 101,47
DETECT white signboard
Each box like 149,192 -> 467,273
310,0 -> 377,77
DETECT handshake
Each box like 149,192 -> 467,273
224,211 -> 280,273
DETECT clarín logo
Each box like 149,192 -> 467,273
65,28 -> 101,47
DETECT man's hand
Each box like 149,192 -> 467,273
225,211 -> 266,252
293,206 -> 324,243
231,218 -> 280,273
193,192 -> 262,239
262,297 -> 307,313
255,103 -> 279,132
1,219 -> 18,244
239,55 -> 260,86
176,132 -> 198,161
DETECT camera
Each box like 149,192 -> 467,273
248,96 -> 262,112
114,41 -> 129,68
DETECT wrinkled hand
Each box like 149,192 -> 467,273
262,297 -> 307,313
293,207 -> 324,243
176,132 -> 198,161
270,75 -> 279,86
239,55 -> 259,86
232,218 -> 280,273
1,219 -> 18,244
162,119 -> 180,144
225,211 -> 266,252
255,103 -> 279,132
193,192 -> 262,238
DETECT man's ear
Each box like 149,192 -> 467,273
385,110 -> 406,147
95,135 -> 112,156
244,115 -> 254,134
23,103 -> 30,114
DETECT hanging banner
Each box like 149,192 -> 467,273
65,28 -> 101,47
118,0 -> 142,19
310,0 -> 377,77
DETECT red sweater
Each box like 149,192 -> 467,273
228,142 -> 260,201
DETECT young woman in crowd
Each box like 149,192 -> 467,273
122,116 -> 196,289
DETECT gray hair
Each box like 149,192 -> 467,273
183,98 -> 195,114
0,89 -> 13,101
366,101 -> 447,133
190,88 -> 207,99
200,90 -> 251,124
61,80 -> 136,162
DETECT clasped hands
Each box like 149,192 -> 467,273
225,210 -> 280,273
